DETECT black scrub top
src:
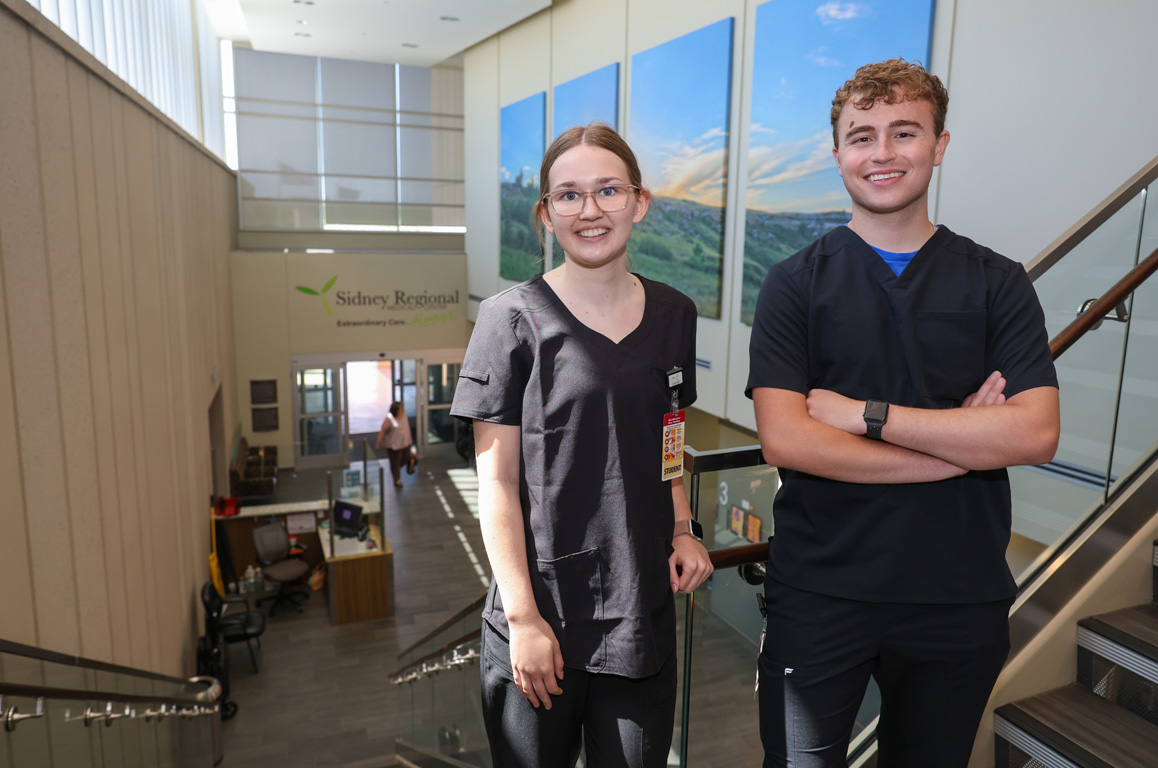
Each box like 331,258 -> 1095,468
452,274 -> 698,677
747,225 -> 1057,604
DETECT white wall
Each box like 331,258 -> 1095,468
463,0 -> 1158,430
933,0 -> 1158,262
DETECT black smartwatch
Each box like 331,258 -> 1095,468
863,400 -> 889,441
674,519 -> 703,541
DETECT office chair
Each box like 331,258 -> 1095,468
252,521 -> 310,616
201,581 -> 265,673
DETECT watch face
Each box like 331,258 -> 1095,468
689,519 -> 703,539
865,400 -> 889,423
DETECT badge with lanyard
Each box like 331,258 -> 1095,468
662,367 -> 685,482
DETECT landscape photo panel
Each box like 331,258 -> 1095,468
629,18 -> 734,319
550,65 -> 620,264
553,63 -> 619,137
742,0 -> 935,323
500,92 -> 546,282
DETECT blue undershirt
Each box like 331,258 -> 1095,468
870,245 -> 919,276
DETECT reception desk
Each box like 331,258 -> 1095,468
319,522 -> 394,624
216,498 -> 393,625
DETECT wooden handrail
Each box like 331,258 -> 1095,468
709,541 -> 769,569
1048,246 -> 1158,359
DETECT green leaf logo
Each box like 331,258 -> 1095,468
295,276 -> 338,317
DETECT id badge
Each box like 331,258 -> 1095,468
662,410 -> 686,481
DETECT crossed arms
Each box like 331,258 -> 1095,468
753,370 -> 1060,484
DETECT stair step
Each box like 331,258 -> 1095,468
1079,603 -> 1158,682
995,683 -> 1158,768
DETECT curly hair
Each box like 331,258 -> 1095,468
532,123 -> 647,249
830,58 -> 948,146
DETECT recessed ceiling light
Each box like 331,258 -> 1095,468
440,16 -> 459,21
402,43 -> 418,48
296,19 -> 308,25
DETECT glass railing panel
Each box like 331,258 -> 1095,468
1006,186 -> 1148,582
678,451 -> 778,767
1109,183 -> 1158,483
679,448 -> 890,765
1029,190 -> 1143,484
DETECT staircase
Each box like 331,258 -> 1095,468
994,541 -> 1158,767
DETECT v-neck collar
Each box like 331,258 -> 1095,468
533,272 -> 655,354
840,225 -> 950,287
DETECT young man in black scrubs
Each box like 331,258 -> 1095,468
746,59 -> 1061,767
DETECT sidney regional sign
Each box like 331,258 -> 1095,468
286,252 -> 467,353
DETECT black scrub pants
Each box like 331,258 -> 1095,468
481,622 -> 677,768
758,581 -> 1012,768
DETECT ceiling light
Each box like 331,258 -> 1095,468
293,1 -> 314,5
294,32 -> 311,37
296,19 -> 308,25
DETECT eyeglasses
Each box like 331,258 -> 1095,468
542,185 -> 640,217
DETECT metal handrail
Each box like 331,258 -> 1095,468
1026,153 -> 1158,280
0,676 -> 221,732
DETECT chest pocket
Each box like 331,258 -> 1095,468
914,311 -> 986,402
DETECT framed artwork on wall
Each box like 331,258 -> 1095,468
740,0 -> 936,324
499,92 -> 546,283
252,407 -> 279,432
250,379 -> 278,405
629,17 -> 734,319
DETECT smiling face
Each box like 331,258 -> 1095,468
832,94 -> 949,221
539,144 -> 649,271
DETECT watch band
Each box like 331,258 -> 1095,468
674,518 -> 703,541
864,400 -> 889,441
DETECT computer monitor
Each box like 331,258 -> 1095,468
332,500 -> 363,538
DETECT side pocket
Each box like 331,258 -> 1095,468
535,548 -> 604,663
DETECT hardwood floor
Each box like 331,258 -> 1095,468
221,451 -> 767,767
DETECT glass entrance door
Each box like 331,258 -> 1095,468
424,362 -> 463,456
292,363 -> 350,469
390,358 -> 462,456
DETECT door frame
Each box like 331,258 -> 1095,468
290,357 -> 350,470
291,348 -> 465,464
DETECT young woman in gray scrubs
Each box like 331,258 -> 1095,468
451,123 -> 713,767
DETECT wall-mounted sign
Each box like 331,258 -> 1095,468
285,252 -> 467,354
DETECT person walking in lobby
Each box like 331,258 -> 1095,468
375,401 -> 413,489
451,122 -> 713,767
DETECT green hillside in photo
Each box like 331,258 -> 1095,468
740,210 -> 848,324
630,195 -> 725,319
500,179 -> 543,282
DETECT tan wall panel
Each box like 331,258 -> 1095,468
81,70 -> 134,667
0,11 -> 81,656
231,251 -> 292,462
550,0 -> 627,90
99,89 -> 152,670
0,8 -> 237,675
497,10 -> 551,108
120,103 -> 168,673
30,34 -> 114,662
0,215 -> 37,647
